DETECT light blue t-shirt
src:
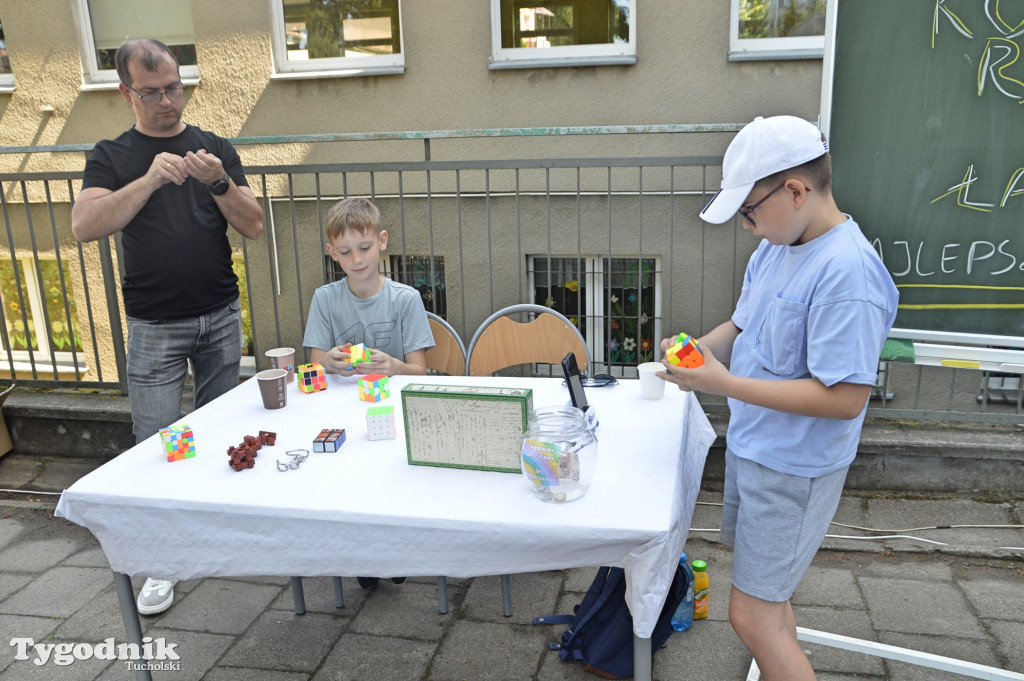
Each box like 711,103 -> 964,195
303,278 -> 435,361
727,218 -> 898,477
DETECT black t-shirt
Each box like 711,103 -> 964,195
82,124 -> 250,320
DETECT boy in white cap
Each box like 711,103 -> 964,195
661,115 -> 898,680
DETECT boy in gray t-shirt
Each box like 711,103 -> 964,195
302,197 -> 434,377
303,197 -> 435,592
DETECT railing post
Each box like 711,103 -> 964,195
98,236 -> 128,394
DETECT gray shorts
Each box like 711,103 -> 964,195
721,448 -> 848,602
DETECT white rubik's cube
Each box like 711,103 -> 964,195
366,405 -> 396,441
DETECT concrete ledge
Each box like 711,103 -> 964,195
2,389 -> 184,460
689,414 -> 1023,495
2,390 -> 1022,494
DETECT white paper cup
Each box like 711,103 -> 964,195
265,347 -> 296,382
637,362 -> 666,400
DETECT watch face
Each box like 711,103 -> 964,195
209,177 -> 230,195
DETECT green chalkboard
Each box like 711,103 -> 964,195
827,0 -> 1024,338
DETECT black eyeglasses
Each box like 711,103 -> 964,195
737,182 -> 785,226
562,374 -> 619,388
125,82 -> 185,106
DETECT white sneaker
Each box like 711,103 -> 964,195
137,577 -> 177,615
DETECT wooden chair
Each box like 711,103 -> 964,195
425,312 -> 467,376
466,304 -> 591,377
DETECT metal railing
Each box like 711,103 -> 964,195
1,127 -> 1022,424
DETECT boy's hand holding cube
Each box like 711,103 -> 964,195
665,332 -> 704,369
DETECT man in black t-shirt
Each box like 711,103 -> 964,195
71,38 -> 263,616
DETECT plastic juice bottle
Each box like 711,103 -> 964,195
670,552 -> 695,631
692,559 -> 709,620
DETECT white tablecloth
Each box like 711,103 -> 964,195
55,373 -> 715,638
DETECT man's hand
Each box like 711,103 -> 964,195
153,153 -> 187,187
184,149 -> 225,186
71,151 -> 187,242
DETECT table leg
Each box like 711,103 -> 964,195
500,574 -> 512,617
437,576 -> 448,614
633,635 -> 652,681
290,577 -> 306,615
112,572 -> 153,681
333,577 -> 345,608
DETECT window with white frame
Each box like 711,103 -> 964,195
528,256 -> 661,375
490,0 -> 635,70
271,0 -> 404,79
0,258 -> 85,372
72,0 -> 198,85
730,0 -> 827,61
0,15 -> 13,90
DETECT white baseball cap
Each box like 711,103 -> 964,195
699,115 -> 828,224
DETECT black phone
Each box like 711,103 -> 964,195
561,352 -> 589,411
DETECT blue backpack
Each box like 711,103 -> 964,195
534,564 -> 688,679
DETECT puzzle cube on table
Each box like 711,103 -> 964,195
297,362 -> 327,393
357,373 -> 390,402
160,424 -> 195,462
366,405 -> 396,440
347,343 -> 371,366
666,332 -> 704,369
313,428 -> 346,452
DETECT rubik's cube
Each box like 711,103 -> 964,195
366,405 -> 396,440
357,373 -> 390,402
297,362 -> 327,393
160,424 -> 195,462
347,343 -> 371,366
313,428 -> 346,452
666,332 -> 705,368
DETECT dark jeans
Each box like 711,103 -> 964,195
126,298 -> 242,443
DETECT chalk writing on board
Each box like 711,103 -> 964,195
930,164 -> 1024,212
858,2 -> 1024,316
831,1 -> 1024,333
933,0 -> 1024,103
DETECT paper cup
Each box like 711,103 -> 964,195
257,368 -> 288,409
637,362 -> 666,400
265,347 -> 295,382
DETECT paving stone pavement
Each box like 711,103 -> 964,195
0,454 -> 1022,680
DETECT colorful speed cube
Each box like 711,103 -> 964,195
160,424 -> 195,462
297,362 -> 327,393
347,343 -> 371,366
366,405 -> 396,440
357,373 -> 390,402
313,428 -> 347,452
666,332 -> 704,368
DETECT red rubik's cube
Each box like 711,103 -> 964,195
159,424 -> 195,462
666,332 -> 704,369
297,362 -> 327,393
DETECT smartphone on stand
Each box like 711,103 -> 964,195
561,352 -> 597,431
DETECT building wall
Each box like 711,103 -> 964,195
0,1 -> 824,378
1,1 -> 823,164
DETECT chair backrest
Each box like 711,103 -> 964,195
466,304 -> 591,377
425,312 -> 467,376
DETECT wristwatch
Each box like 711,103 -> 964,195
207,174 -> 230,196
